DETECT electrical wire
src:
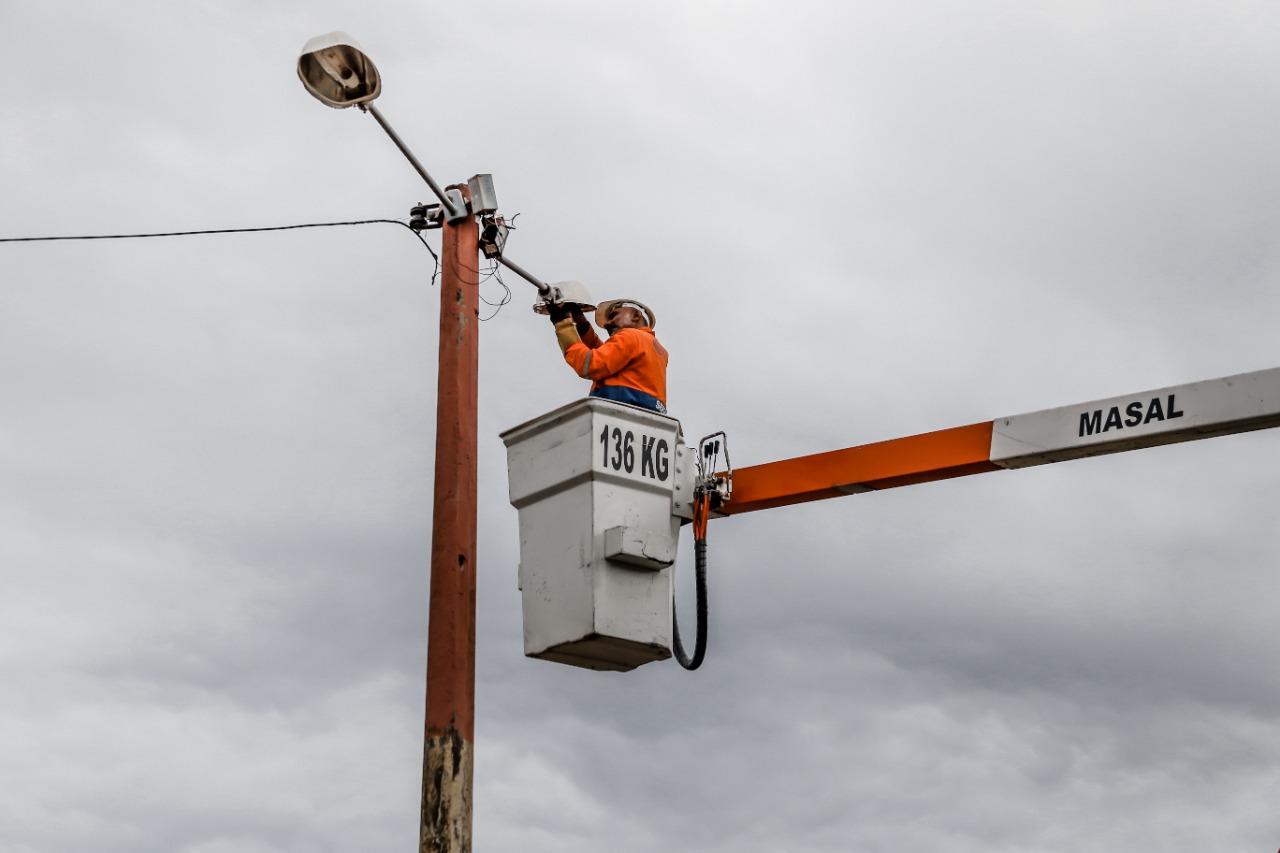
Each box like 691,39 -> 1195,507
0,218 -> 550,319
483,264 -> 515,321
1,217 -> 441,275
478,212 -> 520,319
0,218 -> 431,254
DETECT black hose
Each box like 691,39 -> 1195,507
672,537 -> 708,670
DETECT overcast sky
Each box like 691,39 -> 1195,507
3,2 -> 1280,851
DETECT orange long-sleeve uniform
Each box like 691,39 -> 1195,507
563,326 -> 669,414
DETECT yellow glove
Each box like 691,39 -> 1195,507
554,317 -> 581,354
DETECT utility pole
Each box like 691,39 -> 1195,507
297,34 -> 484,852
421,188 -> 479,852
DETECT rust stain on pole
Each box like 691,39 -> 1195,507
421,188 -> 479,853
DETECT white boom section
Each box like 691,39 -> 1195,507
991,366 -> 1280,468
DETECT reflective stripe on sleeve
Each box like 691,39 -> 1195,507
580,353 -> 592,379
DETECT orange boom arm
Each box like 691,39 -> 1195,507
722,423 -> 999,515
721,366 -> 1280,516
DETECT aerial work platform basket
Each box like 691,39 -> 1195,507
500,398 -> 695,671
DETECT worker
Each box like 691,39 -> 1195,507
548,297 -> 668,414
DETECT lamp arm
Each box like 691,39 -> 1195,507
496,255 -> 553,298
363,103 -> 462,220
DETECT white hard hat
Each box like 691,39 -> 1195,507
533,280 -> 597,315
595,298 -> 656,329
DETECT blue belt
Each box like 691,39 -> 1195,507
590,385 -> 667,414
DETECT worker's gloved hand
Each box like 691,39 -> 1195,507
554,317 -> 581,354
569,305 -> 591,336
547,301 -> 569,323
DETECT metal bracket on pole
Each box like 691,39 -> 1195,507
442,188 -> 468,224
410,203 -> 443,231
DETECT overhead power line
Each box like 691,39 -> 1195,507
0,217 -> 533,319
0,218 -> 440,265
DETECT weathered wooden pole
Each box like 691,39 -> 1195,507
420,185 -> 479,853
295,34 -> 484,851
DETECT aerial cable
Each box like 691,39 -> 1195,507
0,218 -> 440,265
1,217 -> 541,320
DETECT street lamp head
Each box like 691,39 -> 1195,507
297,31 -> 381,108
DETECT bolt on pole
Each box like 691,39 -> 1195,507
420,185 -> 479,853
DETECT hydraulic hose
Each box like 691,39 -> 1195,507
672,493 -> 711,670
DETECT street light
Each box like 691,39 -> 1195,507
296,32 -> 381,108
298,32 -> 465,223
298,31 -> 478,853
300,33 -> 555,300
